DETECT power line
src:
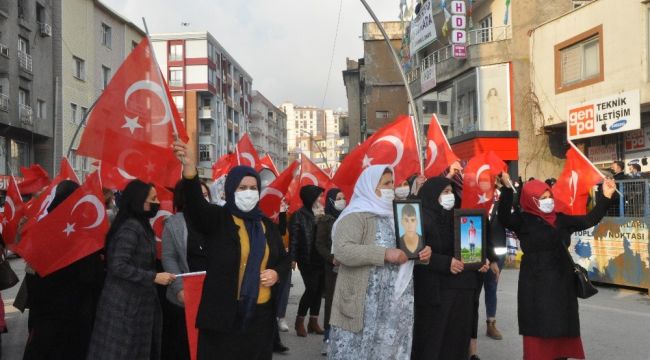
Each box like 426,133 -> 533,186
320,0 -> 343,109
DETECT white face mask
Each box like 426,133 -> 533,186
334,199 -> 346,211
379,188 -> 395,204
439,193 -> 455,210
395,186 -> 410,199
234,190 -> 259,212
538,198 -> 555,214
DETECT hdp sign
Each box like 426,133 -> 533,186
451,0 -> 467,59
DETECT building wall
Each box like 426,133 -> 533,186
251,90 -> 288,171
342,59 -> 361,147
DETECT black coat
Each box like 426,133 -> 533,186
498,187 -> 611,338
289,208 -> 322,266
181,176 -> 290,332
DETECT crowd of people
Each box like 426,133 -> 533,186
0,139 -> 619,360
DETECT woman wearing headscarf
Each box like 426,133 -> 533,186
411,177 -> 489,360
314,188 -> 346,355
329,165 -> 431,360
22,181 -> 105,360
290,184 -> 326,336
498,173 -> 615,360
173,141 -> 290,360
88,180 -> 176,360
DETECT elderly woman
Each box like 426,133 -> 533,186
328,165 -> 431,360
498,173 -> 615,360
173,141 -> 290,360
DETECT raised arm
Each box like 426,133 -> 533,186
561,179 -> 615,234
332,214 -> 386,268
498,184 -> 523,232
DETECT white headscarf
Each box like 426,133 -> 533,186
331,165 -> 413,300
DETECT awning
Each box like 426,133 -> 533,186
449,131 -> 519,161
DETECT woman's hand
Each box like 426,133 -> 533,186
602,179 -> 616,199
172,140 -> 197,178
385,248 -> 408,265
177,290 -> 185,304
450,258 -> 464,274
418,246 -> 432,263
500,171 -> 512,188
478,260 -> 490,273
490,262 -> 500,282
414,175 -> 427,195
446,161 -> 463,179
154,272 -> 176,286
260,269 -> 279,287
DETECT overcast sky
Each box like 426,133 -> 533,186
103,0 -> 402,112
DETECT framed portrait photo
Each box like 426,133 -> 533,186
393,200 -> 425,260
454,209 -> 487,271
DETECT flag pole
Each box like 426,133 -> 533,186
359,0 -> 424,172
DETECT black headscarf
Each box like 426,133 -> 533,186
417,177 -> 455,245
324,188 -> 342,218
223,165 -> 265,329
47,180 -> 80,213
300,185 -> 324,214
106,180 -> 154,245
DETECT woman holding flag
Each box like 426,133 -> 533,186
498,172 -> 615,360
173,141 -> 290,360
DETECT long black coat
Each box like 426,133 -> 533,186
498,187 -> 611,337
87,219 -> 161,360
289,208 -> 322,265
181,176 -> 290,332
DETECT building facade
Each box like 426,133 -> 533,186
0,0 -> 57,187
151,32 -> 253,179
343,21 -> 409,147
251,90 -> 288,171
58,0 -> 144,179
405,0 -> 575,180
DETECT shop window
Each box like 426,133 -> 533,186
554,25 -> 603,93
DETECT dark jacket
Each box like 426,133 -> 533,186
315,214 -> 336,271
181,175 -> 290,332
289,208 -> 323,265
87,219 -> 161,360
498,187 -> 611,337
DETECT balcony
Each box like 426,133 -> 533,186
19,104 -> 33,126
249,125 -> 263,135
233,81 -> 241,93
225,97 -> 233,108
0,93 -> 8,112
18,50 -> 32,73
199,108 -> 216,119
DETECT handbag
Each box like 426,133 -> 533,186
0,250 -> 19,291
559,242 -> 598,299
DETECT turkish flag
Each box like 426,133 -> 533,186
77,37 -> 187,184
235,133 -> 262,171
15,172 -> 108,277
2,176 -> 24,248
18,164 -> 50,194
286,174 -> 300,215
211,153 -> 234,180
150,184 -> 174,259
553,145 -> 604,215
260,154 -> 279,177
288,155 -> 331,213
260,160 -> 298,222
94,160 -> 134,191
461,151 -> 508,210
333,115 -> 421,200
424,114 -> 459,177
183,273 -> 206,360
23,158 -> 81,232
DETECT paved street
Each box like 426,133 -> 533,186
0,259 -> 648,359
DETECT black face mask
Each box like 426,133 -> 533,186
144,203 -> 160,219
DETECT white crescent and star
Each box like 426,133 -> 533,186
122,80 -> 173,134
37,184 -> 59,221
71,194 -> 105,229
569,170 -> 579,206
425,140 -> 438,170
260,187 -> 283,201
300,173 -> 319,186
476,164 -> 492,204
364,135 -> 404,169
240,152 -> 256,168
116,148 -> 140,180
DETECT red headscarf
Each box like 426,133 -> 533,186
520,180 -> 557,226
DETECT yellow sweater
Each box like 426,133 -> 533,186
233,216 -> 271,304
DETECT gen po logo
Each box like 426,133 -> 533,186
569,105 -> 595,136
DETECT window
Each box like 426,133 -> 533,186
101,23 -> 112,49
36,99 -> 46,119
36,3 -> 45,23
200,120 -> 212,134
172,95 -> 184,112
478,14 -> 492,43
199,144 -> 212,162
202,97 -> 211,109
132,40 -> 138,50
554,25 -> 603,93
17,0 -> 25,19
375,111 -> 389,119
18,36 -> 28,54
81,106 -> 88,124
169,67 -> 183,86
101,65 -> 111,89
73,56 -> 85,80
169,44 -> 183,61
18,88 -> 28,106
70,103 -> 78,124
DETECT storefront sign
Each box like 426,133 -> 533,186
451,1 -> 467,59
409,0 -> 437,57
567,89 -> 641,140
624,123 -> 650,152
587,143 -> 617,164
570,217 -> 650,290
420,62 -> 437,93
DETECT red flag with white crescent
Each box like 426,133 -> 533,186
15,172 -> 108,276
2,176 -> 25,248
235,134 -> 262,171
552,144 -> 604,215
260,154 -> 279,177
259,160 -> 298,222
424,114 -> 460,177
211,153 -> 234,180
150,184 -> 174,259
18,164 -> 51,195
461,151 -> 508,210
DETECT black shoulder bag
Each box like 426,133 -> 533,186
559,240 -> 598,299
0,249 -> 18,291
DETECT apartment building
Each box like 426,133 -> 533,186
251,90 -> 288,171
151,32 -> 253,179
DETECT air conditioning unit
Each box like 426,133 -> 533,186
39,23 -> 52,37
